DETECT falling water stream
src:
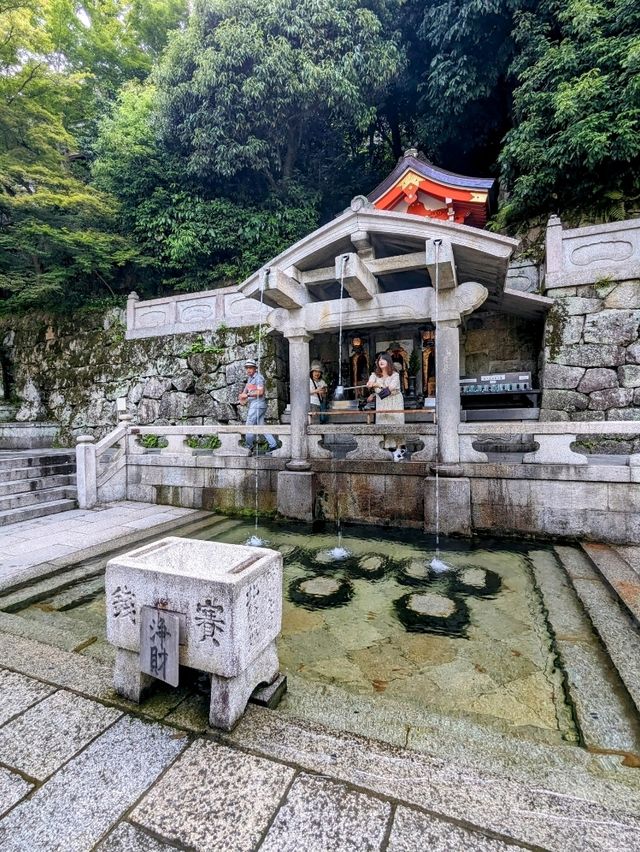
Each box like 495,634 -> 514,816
327,255 -> 351,561
429,238 -> 450,574
247,267 -> 269,548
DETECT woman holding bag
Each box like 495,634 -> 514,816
366,353 -> 405,451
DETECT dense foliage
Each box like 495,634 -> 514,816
0,0 -> 638,311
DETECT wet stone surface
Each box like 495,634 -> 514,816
407,592 -> 456,618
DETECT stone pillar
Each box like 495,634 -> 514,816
435,319 -> 461,465
285,331 -> 312,471
544,215 -> 563,290
76,434 -> 97,509
126,291 -> 139,335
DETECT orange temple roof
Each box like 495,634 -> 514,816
368,150 -> 495,229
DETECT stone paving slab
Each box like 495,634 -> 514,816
225,707 -> 640,852
131,739 -> 294,852
0,668 -> 54,726
0,716 -> 186,852
387,806 -> 525,851
0,631 -> 113,698
97,822 -> 177,851
259,773 -> 391,852
0,767 -> 32,818
0,689 -> 121,780
0,503 -> 206,593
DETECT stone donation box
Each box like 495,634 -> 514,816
106,536 -> 283,730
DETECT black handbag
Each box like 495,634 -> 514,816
378,387 -> 391,400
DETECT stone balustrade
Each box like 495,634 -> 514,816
545,216 -> 640,290
126,286 -> 268,339
459,421 -> 640,465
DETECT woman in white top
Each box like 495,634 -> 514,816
366,353 -> 405,449
309,360 -> 327,418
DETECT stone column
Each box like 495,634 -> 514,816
285,331 -> 312,471
76,434 -> 97,509
544,215 -> 563,290
435,319 -> 461,466
279,331 -> 315,521
126,291 -> 139,335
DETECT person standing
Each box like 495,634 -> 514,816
366,353 -> 405,450
309,360 -> 327,419
237,359 -> 278,455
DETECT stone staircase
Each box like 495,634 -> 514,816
0,451 -> 77,527
556,543 -> 640,723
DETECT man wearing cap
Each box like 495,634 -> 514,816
238,359 -> 278,455
309,360 -> 327,419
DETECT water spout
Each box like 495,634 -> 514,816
246,534 -> 269,547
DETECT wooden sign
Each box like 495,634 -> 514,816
140,606 -> 180,687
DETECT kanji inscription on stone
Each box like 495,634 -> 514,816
140,606 -> 180,687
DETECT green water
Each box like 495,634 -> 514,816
191,520 -> 571,738
22,518 -> 573,739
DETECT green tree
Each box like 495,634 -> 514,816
93,0 -> 404,291
0,0 -> 187,312
497,0 -> 640,228
156,0 -> 402,190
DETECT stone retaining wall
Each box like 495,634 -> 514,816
123,453 -> 640,545
541,279 -> 640,422
0,310 -> 286,446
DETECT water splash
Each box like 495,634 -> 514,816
430,557 -> 452,573
246,535 -> 269,547
326,546 -> 352,561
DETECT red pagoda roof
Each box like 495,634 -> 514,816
368,150 -> 495,229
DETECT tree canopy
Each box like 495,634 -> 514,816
1,0 -> 638,313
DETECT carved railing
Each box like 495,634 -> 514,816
77,422 -> 292,508
307,423 -> 437,461
459,421 -> 640,466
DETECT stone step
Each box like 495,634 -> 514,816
9,606 -> 103,649
529,548 -> 640,756
46,574 -> 105,611
0,558 -> 106,612
581,542 -> 640,627
557,546 -> 640,720
0,609 -> 98,653
0,484 -> 76,511
0,461 -> 76,483
0,473 -> 76,498
0,485 -> 76,512
0,452 -> 74,471
0,497 -> 77,528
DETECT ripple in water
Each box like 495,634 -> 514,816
246,535 -> 269,547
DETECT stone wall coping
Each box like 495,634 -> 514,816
559,218 -> 640,240
132,424 -> 291,435
127,285 -> 240,308
307,424 -> 436,435
459,421 -> 640,436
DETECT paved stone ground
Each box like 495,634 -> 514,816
0,655 -> 634,852
0,627 -> 640,851
0,502 -> 203,592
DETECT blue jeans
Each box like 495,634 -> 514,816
245,402 -> 277,449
